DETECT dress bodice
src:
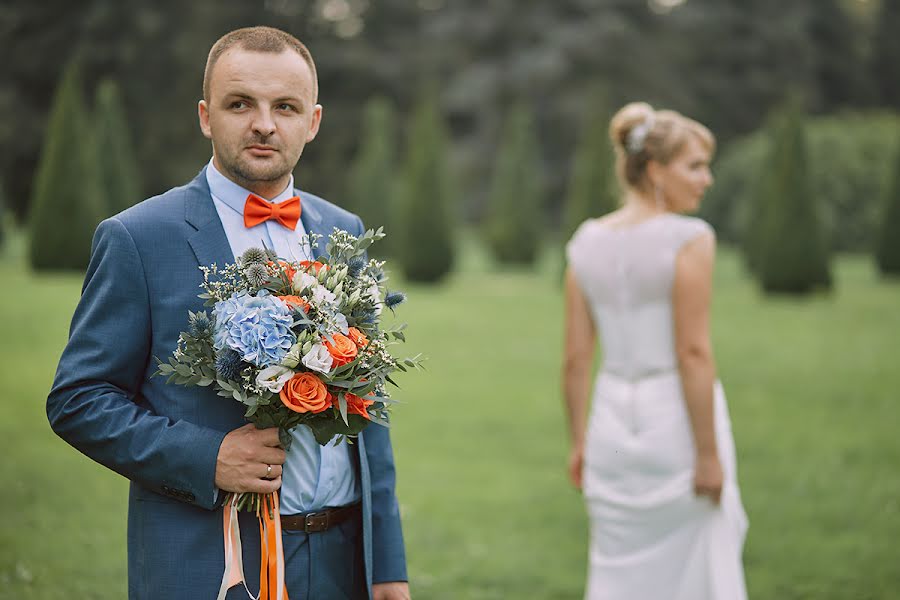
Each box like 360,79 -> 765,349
566,213 -> 713,380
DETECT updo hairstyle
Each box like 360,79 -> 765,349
609,102 -> 715,191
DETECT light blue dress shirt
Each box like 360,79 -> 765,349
206,159 -> 360,514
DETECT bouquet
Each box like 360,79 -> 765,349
154,227 -> 420,599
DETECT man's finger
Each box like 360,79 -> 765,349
256,447 -> 286,466
256,427 -> 283,447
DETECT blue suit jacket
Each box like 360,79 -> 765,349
47,168 -> 406,599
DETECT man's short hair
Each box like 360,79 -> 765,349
203,26 -> 318,102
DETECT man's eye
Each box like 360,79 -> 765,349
278,104 -> 296,112
230,101 -> 247,110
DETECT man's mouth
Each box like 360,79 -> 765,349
247,145 -> 277,157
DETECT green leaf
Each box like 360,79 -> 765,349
367,413 -> 391,428
338,393 -> 349,426
278,428 -> 292,450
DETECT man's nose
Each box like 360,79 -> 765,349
252,108 -> 276,137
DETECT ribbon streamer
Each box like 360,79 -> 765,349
218,493 -> 289,600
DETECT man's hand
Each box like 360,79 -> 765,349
215,423 -> 286,494
373,581 -> 410,600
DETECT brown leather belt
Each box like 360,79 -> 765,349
280,503 -> 361,533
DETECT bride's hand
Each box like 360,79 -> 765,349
693,454 -> 723,504
568,445 -> 585,490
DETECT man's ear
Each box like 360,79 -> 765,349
198,100 -> 212,140
306,104 -> 323,143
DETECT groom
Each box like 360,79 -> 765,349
47,26 -> 409,600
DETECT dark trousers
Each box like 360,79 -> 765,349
284,510 -> 367,600
226,511 -> 366,600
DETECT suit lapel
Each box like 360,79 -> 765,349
298,191 -> 327,260
185,168 -> 235,269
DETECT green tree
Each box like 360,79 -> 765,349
484,103 -> 544,265
563,99 -> 617,244
872,0 -> 900,108
706,112 -> 900,253
396,88 -> 455,283
0,179 -> 6,251
807,0 -> 872,110
28,60 -> 105,271
755,100 -> 831,294
95,79 -> 142,217
348,97 -> 398,256
875,135 -> 900,277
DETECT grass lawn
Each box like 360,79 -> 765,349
1,231 -> 899,599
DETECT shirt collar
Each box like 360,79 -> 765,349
205,158 -> 296,215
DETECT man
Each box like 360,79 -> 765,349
47,26 -> 409,600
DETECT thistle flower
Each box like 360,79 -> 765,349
188,311 -> 213,337
385,291 -> 406,310
347,256 -> 367,278
244,263 -> 269,288
215,348 -> 244,381
240,247 -> 268,267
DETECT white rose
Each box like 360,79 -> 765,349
301,343 -> 334,374
256,365 -> 294,393
291,272 -> 318,293
312,284 -> 337,305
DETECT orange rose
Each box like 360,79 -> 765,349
345,392 -> 374,420
299,260 -> 327,275
280,372 -> 333,414
278,295 -> 310,312
346,327 -> 369,348
269,260 -> 297,282
324,334 -> 358,367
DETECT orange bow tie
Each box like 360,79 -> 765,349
243,194 -> 302,230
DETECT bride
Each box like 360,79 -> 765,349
562,102 -> 748,599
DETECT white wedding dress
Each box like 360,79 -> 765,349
566,213 -> 748,600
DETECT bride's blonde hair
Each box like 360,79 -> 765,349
609,102 -> 715,191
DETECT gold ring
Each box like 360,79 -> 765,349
266,464 -> 273,478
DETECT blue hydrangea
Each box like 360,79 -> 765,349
213,291 -> 295,367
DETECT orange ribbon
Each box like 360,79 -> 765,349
218,492 -> 289,600
244,194 -> 302,230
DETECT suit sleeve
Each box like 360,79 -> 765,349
47,217 -> 226,510
363,413 -> 408,583
353,213 -> 408,582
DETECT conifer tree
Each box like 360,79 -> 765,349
348,97 -> 397,256
484,103 -> 544,265
563,100 -> 617,244
0,179 -> 6,251
29,60 -> 105,271
95,79 -> 142,217
875,135 -> 900,277
396,88 -> 454,283
757,100 -> 832,294
872,0 -> 900,108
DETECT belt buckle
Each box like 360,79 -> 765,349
304,511 -> 329,533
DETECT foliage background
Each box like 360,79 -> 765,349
2,0 -> 900,597
1,0 -> 895,227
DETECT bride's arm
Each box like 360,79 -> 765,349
562,268 -> 597,490
673,230 -> 723,503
